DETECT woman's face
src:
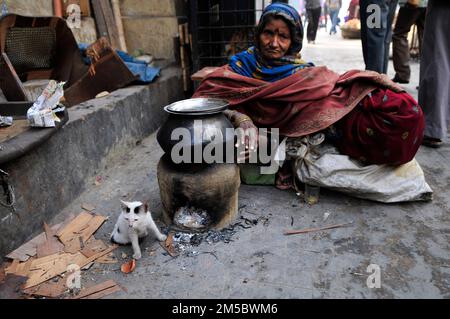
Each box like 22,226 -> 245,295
259,17 -> 292,60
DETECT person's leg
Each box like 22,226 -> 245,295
359,1 -> 369,66
311,6 -> 322,41
360,0 -> 388,73
330,9 -> 338,33
382,0 -> 398,74
306,9 -> 314,42
415,7 -> 426,58
392,5 -> 420,82
419,0 -> 450,143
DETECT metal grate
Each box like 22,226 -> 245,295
5,27 -> 56,75
191,0 -> 273,71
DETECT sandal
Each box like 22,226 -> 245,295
422,136 -> 443,148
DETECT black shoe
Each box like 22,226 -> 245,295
422,136 -> 443,148
392,75 -> 409,84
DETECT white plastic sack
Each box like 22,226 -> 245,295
294,143 -> 433,203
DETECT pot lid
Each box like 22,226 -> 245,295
164,98 -> 229,115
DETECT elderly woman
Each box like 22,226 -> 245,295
193,3 -> 424,189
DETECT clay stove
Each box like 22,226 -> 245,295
156,98 -> 240,231
157,156 -> 240,231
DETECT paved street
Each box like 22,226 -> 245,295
53,28 -> 449,299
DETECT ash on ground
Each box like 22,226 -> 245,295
163,213 -> 272,258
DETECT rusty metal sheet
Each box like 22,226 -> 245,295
64,37 -> 138,107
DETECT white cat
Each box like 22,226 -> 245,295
111,200 -> 167,260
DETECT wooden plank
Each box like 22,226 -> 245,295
183,23 -> 190,46
63,236 -> 83,254
6,224 -> 61,262
24,252 -> 87,289
95,253 -> 117,264
73,280 -> 120,299
57,212 -> 106,252
178,24 -> 185,46
80,215 -> 107,242
36,223 -> 64,258
24,244 -> 117,289
80,238 -> 108,258
82,285 -> 121,299
99,0 -> 120,50
0,264 -> 6,283
81,203 -> 95,212
111,0 -> 127,52
23,278 -> 67,298
56,212 -> 93,243
284,222 -> 354,236
91,0 -> 109,39
5,258 -> 34,277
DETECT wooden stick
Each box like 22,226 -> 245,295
178,24 -> 185,45
183,23 -> 189,46
284,221 -> 354,236
111,0 -> 128,52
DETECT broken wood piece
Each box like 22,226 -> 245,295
80,238 -> 108,258
5,258 -> 34,277
57,212 -> 107,252
24,252 -> 87,289
57,212 -> 92,242
6,223 -> 62,262
22,278 -> 67,298
81,239 -> 116,264
73,280 -> 121,299
95,253 -> 117,264
63,236 -> 83,254
0,264 -> 6,283
81,203 -> 96,212
160,233 -> 178,257
24,245 -> 117,289
36,223 -> 64,258
284,221 -> 354,236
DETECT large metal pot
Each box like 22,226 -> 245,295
157,98 -> 234,164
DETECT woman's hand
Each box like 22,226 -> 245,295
236,120 -> 258,161
224,110 -> 259,161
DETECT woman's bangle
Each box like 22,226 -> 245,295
234,117 -> 253,126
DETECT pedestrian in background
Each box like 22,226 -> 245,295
305,0 -> 322,44
347,0 -> 360,20
419,0 -> 450,148
327,0 -> 342,35
359,0 -> 398,74
392,0 -> 427,84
